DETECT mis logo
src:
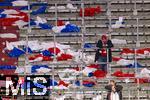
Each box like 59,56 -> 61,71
5,75 -> 51,96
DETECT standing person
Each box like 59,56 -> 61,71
94,34 -> 114,72
105,80 -> 123,100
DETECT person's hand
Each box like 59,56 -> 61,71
99,51 -> 102,53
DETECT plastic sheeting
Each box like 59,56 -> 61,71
49,3 -> 77,10
116,59 -> 134,66
6,47 -> 25,57
126,62 -> 143,68
79,6 -> 101,17
83,80 -> 96,87
75,80 -> 96,87
111,39 -> 127,44
0,0 -> 28,6
52,21 -> 80,33
0,33 -> 17,38
111,17 -> 125,28
30,16 -> 53,29
139,68 -> 150,77
93,70 -> 107,78
0,9 -> 28,28
0,65 -> 16,70
41,50 -> 53,56
121,48 -> 150,58
31,65 -> 50,73
84,43 -> 94,48
112,70 -> 135,77
31,6 -> 47,15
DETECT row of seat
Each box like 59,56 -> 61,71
30,0 -> 150,4
43,7 -> 150,12
20,30 -> 150,36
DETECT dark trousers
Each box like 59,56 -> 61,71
98,56 -> 107,72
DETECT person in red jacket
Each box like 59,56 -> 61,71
95,34 -> 113,72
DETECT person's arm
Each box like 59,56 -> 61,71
107,40 -> 114,48
116,85 -> 123,92
96,40 -> 103,48
94,40 -> 102,62
105,85 -> 112,91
